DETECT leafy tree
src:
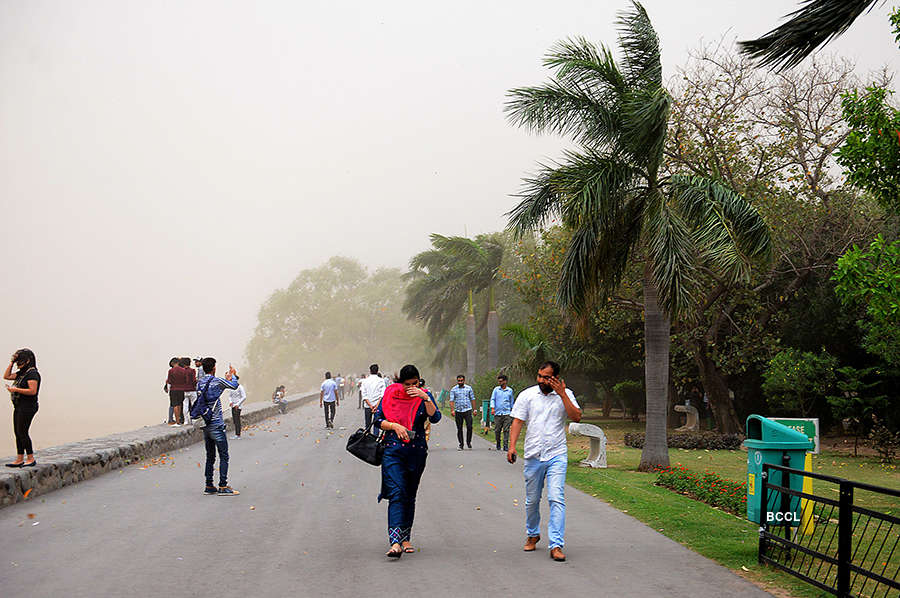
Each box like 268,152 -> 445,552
739,0 -> 883,70
833,234 -> 900,365
504,2 -> 771,469
245,257 -> 432,392
827,366 -> 889,455
835,85 -> 900,213
762,348 -> 838,416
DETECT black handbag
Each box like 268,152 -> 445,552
346,427 -> 384,466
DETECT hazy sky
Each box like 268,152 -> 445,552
1,0 -> 897,455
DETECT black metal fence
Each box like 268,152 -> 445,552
759,462 -> 900,597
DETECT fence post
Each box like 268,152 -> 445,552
758,467 -> 768,564
837,481 -> 853,597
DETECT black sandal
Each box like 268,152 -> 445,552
5,462 -> 24,468
386,545 -> 403,559
22,461 -> 36,467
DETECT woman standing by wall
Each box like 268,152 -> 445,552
4,349 -> 41,467
373,364 -> 440,558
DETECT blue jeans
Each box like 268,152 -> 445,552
380,444 -> 427,545
203,424 -> 229,487
523,453 -> 567,549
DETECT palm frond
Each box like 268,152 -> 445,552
617,1 -> 662,86
738,0 -> 881,70
669,175 -> 773,282
644,193 -> 696,317
620,86 -> 670,175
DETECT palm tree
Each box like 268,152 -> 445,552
739,0 -> 882,70
505,1 -> 772,470
404,233 -> 505,377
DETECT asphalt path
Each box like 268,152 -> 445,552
0,400 -> 771,597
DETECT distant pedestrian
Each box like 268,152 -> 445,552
165,357 -> 178,424
449,374 -> 475,450
335,373 -> 345,402
357,374 -> 364,409
166,358 -> 194,426
374,364 -> 441,558
229,382 -> 246,439
491,374 -> 515,452
273,385 -> 287,414
4,349 -> 41,468
361,363 -> 386,433
190,357 -> 240,496
507,361 -> 582,562
180,357 -> 197,423
320,372 -> 339,429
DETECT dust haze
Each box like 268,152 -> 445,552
1,0 -> 896,456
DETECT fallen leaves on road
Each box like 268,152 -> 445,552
27,513 -> 35,519
488,483 -> 497,490
23,489 -> 32,499
250,506 -> 256,510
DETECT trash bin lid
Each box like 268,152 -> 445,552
745,414 -> 813,450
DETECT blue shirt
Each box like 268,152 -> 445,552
321,379 -> 338,402
191,374 -> 239,427
449,384 -> 475,412
490,386 -> 515,415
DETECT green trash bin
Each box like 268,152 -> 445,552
745,414 -> 813,524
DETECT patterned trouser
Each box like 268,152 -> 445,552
388,526 -> 411,545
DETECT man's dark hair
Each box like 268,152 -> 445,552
201,357 -> 216,373
169,357 -> 179,367
370,363 -> 379,374
178,357 -> 191,367
325,371 -> 332,379
538,360 -> 560,376
457,374 -> 465,380
15,349 -> 36,370
497,374 -> 508,382
399,364 -> 419,382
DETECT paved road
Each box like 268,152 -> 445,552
0,400 -> 771,597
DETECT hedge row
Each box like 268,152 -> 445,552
623,431 -> 744,450
655,465 -> 747,515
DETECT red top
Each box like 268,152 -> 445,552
166,366 -> 196,391
380,383 -> 423,442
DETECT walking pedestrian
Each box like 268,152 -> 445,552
361,363 -> 386,433
449,374 -> 475,450
180,357 -> 197,424
229,381 -> 246,439
320,372 -> 339,429
491,374 -> 515,452
374,364 -> 441,558
190,357 -> 240,496
335,373 -> 345,402
165,357 -> 178,424
4,349 -> 41,468
507,361 -> 581,562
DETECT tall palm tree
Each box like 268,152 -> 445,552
404,233 -> 505,376
505,1 -> 772,470
739,0 -> 882,70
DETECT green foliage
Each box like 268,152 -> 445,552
655,465 -> 747,515
625,432 -> 744,450
245,257 -> 432,392
762,348 -> 837,416
833,235 -> 900,365
613,379 -> 645,420
869,415 -> 900,463
468,368 -> 532,407
835,85 -> 900,212
826,366 -> 889,447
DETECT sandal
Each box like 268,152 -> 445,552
5,462 -> 24,468
403,545 -> 415,553
386,544 -> 403,559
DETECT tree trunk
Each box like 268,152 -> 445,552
466,313 -> 476,384
601,385 -> 613,418
487,311 -> 499,371
667,372 -> 681,428
639,276 -> 671,471
693,341 -> 742,434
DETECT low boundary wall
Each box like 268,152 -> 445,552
0,392 -> 317,508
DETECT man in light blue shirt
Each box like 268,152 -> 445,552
449,374 -> 475,450
320,371 -> 339,429
490,373 -> 515,452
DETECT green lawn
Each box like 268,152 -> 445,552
446,406 -> 900,598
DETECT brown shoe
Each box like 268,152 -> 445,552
550,547 -> 566,562
523,535 -> 541,552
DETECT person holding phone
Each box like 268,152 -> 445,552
373,364 -> 441,558
190,357 -> 241,496
507,361 -> 581,562
4,349 -> 41,468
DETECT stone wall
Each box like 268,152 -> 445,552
0,393 -> 317,508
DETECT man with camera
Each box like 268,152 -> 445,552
190,357 -> 241,496
507,361 -> 581,562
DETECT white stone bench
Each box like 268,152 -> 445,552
568,422 -> 607,468
674,404 -> 699,432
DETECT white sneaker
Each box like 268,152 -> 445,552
230,435 -> 240,440
172,423 -> 182,427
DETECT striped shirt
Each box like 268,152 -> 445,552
449,384 -> 475,412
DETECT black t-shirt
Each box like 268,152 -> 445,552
14,368 -> 40,401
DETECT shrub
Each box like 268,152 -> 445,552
655,465 -> 747,516
624,431 -> 744,450
868,415 -> 900,463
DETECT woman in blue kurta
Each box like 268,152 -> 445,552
373,364 -> 441,558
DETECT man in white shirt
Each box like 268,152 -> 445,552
508,360 -> 581,562
320,372 -> 340,429
360,363 -> 386,433
229,383 -> 247,439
